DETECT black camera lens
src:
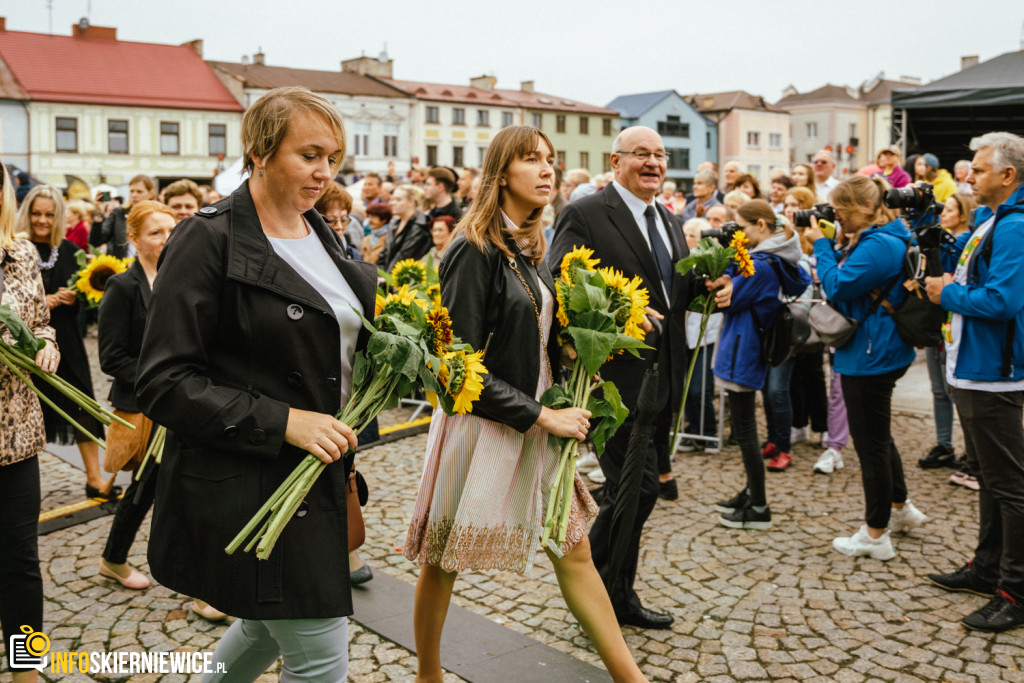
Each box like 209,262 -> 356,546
793,203 -> 835,228
884,184 -> 935,213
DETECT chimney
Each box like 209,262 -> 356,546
520,80 -> 534,93
961,55 -> 979,70
341,54 -> 392,78
0,17 -> 6,31
71,18 -> 116,40
181,39 -> 203,57
470,75 -> 496,91
253,49 -> 265,66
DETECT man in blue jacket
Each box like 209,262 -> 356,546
924,131 -> 1024,633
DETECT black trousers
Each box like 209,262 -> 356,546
841,367 -> 909,529
952,387 -> 1024,602
727,390 -> 766,506
103,462 -> 160,565
0,457 -> 43,673
589,410 -> 666,615
790,347 -> 828,433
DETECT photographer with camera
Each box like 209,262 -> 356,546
805,175 -> 926,560
924,132 -> 1024,633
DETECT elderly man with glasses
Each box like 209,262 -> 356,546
812,149 -> 840,202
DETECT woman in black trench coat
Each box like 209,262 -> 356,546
136,87 -> 376,682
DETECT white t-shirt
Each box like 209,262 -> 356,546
268,226 -> 364,406
815,177 -> 839,203
945,215 -> 1024,392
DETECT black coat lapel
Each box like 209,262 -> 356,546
128,259 -> 151,309
603,188 -> 670,310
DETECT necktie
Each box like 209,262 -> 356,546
644,205 -> 673,295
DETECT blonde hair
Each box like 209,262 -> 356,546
66,200 -> 93,224
784,186 -> 817,210
830,175 -> 893,227
458,125 -> 552,265
0,162 -> 16,249
16,185 -> 66,248
393,183 -> 425,212
126,200 -> 175,239
723,189 -> 751,209
242,86 -> 346,175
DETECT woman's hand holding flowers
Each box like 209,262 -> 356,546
285,408 -> 357,465
538,406 -> 592,442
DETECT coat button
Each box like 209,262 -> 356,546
249,429 -> 267,445
295,500 -> 309,518
287,304 -> 304,320
287,372 -> 303,387
223,425 -> 239,437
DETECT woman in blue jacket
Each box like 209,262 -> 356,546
713,200 -> 810,530
805,175 -> 927,560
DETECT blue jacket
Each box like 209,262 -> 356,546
941,183 -> 1024,382
714,232 -> 811,390
814,218 -> 915,376
940,230 -> 972,273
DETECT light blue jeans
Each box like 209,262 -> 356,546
926,345 -> 954,447
202,617 -> 348,682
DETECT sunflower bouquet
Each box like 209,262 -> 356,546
66,250 -> 133,308
226,287 -> 486,560
671,231 -> 754,442
0,305 -> 134,447
539,247 -> 651,552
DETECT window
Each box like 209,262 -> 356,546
452,108 -> 465,125
426,145 -> 438,166
657,116 -> 689,138
806,122 -> 818,139
425,106 -> 439,124
579,117 -> 589,135
383,124 -> 399,158
208,123 -> 227,157
579,151 -> 589,169
746,131 -> 760,148
501,111 -> 514,127
477,146 -> 487,166
531,113 -> 542,128
160,121 -> 180,155
748,164 -> 761,180
849,123 -> 857,139
768,132 -> 782,150
476,109 -> 489,127
706,131 -> 712,149
56,117 -> 78,153
353,122 -> 369,156
603,118 -> 613,136
602,152 -> 611,172
556,150 -> 566,168
452,146 -> 464,167
667,148 -> 689,170
556,115 -> 566,133
107,120 -> 128,155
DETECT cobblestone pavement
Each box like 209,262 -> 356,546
6,335 -> 1023,682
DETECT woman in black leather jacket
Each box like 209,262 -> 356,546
404,126 -> 646,683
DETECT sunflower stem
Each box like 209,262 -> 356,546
671,293 -> 716,446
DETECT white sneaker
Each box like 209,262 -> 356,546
820,431 -> 829,446
576,451 -> 600,472
791,426 -> 809,444
813,447 -> 843,474
889,501 -> 927,532
587,468 -> 606,484
832,525 -> 896,560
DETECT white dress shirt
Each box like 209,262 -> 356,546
610,180 -> 674,299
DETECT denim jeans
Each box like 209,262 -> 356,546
684,343 -> 717,436
203,617 -> 349,682
925,345 -> 954,447
762,357 -> 795,452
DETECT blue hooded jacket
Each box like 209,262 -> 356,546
814,218 -> 915,376
713,230 -> 811,390
941,183 -> 1024,382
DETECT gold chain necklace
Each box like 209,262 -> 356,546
507,256 -> 553,386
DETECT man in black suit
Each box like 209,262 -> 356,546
550,126 -> 732,629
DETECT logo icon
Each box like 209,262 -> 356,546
9,625 -> 49,671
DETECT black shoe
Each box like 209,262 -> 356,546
659,478 -> 678,501
616,606 -> 674,629
678,438 -> 703,453
350,563 -> 374,585
963,591 -> 1024,632
715,489 -> 750,514
918,444 -> 956,469
86,484 -> 123,500
719,504 -> 772,530
927,564 -> 995,597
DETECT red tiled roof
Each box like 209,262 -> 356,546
687,90 -> 787,113
385,78 -> 618,116
0,28 -> 242,111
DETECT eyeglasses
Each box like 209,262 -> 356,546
813,159 -> 830,165
322,213 -> 348,226
615,150 -> 667,163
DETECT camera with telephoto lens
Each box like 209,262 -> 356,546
701,221 -> 742,246
883,183 -> 943,218
792,203 -> 836,228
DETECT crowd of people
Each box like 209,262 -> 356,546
2,83 -> 1023,682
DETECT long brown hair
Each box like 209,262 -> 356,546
738,199 -> 792,241
830,175 -> 895,228
457,125 -> 553,265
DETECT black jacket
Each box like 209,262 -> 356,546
136,182 -> 377,620
90,206 -> 130,258
439,232 -> 560,433
381,211 -> 431,272
97,260 -> 150,412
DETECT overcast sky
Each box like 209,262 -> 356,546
8,1 -> 1024,106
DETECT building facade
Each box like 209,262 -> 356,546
606,89 -> 717,191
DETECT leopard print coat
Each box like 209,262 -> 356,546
1,238 -> 58,466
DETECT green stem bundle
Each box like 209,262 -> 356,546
135,425 -> 167,481
671,295 -> 715,446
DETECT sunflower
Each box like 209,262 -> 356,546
426,282 -> 441,306
442,349 -> 487,415
554,279 -> 572,328
559,246 -> 599,284
599,267 -> 650,341
390,259 -> 428,287
377,284 -> 422,318
75,254 -> 130,305
730,230 -> 756,278
425,306 -> 455,355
